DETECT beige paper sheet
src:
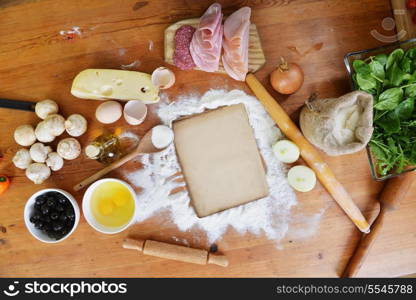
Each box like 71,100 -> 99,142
173,104 -> 269,218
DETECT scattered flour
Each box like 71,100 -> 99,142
125,89 -> 298,244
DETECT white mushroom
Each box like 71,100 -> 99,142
35,99 -> 59,119
30,142 -> 52,163
57,138 -> 81,160
65,114 -> 87,137
25,163 -> 51,184
45,152 -> 64,171
12,149 -> 32,169
14,124 -> 36,146
35,121 -> 55,143
43,114 -> 65,136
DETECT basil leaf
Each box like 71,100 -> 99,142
353,60 -> 371,75
377,111 -> 400,134
386,62 -> 406,86
356,73 -> 377,91
400,56 -> 413,74
374,53 -> 388,66
374,87 -> 403,110
405,84 -> 416,97
395,98 -> 415,120
404,47 -> 416,59
369,60 -> 385,80
386,48 -> 404,70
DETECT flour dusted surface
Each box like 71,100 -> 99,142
124,89 -> 297,244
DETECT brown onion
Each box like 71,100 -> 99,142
270,57 -> 304,94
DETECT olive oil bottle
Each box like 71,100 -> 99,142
85,134 -> 122,164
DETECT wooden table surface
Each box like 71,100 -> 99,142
1,0 -> 415,278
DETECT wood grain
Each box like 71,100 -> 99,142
0,0 -> 415,277
391,0 -> 416,41
164,18 -> 266,73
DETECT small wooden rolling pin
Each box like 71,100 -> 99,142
123,238 -> 229,267
245,74 -> 370,233
343,171 -> 416,277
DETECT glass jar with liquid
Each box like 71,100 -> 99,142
85,134 -> 122,164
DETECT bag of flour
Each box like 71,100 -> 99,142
299,91 -> 373,156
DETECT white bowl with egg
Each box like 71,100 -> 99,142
82,178 -> 137,234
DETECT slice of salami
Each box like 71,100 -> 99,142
173,25 -> 196,70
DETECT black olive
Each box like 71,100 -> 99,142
41,204 -> 50,215
31,211 -> 41,221
46,198 -> 56,207
65,207 -> 75,219
50,211 -> 59,220
59,228 -> 69,237
34,221 -> 44,229
59,214 -> 67,222
42,215 -> 51,223
55,205 -> 64,212
53,221 -> 64,232
35,196 -> 45,206
34,203 -> 42,211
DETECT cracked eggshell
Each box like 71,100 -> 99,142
13,149 -> 33,169
44,114 -> 65,136
151,67 -> 175,89
30,143 -> 52,163
35,121 -> 55,143
35,99 -> 59,119
46,152 -> 64,171
14,124 -> 36,146
95,101 -> 122,124
26,163 -> 51,184
65,114 -> 88,137
123,101 -> 147,125
57,138 -> 81,160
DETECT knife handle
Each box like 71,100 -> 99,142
0,98 -> 36,112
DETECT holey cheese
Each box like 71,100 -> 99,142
71,69 -> 160,103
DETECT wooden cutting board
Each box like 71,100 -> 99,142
391,0 -> 416,40
164,18 -> 266,74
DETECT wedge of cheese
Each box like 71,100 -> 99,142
71,69 -> 160,103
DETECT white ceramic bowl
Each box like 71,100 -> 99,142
24,188 -> 80,243
82,178 -> 137,234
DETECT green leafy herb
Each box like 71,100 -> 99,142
352,46 -> 416,177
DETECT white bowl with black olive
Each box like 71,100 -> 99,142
24,188 -> 80,243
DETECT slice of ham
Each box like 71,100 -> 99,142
222,7 -> 251,81
190,3 -> 223,72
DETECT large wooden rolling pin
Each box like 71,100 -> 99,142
245,74 -> 370,233
343,171 -> 416,277
123,238 -> 229,267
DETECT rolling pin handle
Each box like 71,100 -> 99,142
123,238 -> 145,252
207,253 -> 229,267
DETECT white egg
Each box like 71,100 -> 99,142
151,125 -> 174,149
151,67 -> 175,89
123,101 -> 148,125
95,101 -> 122,124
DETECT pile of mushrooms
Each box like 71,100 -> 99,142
12,99 -> 87,184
